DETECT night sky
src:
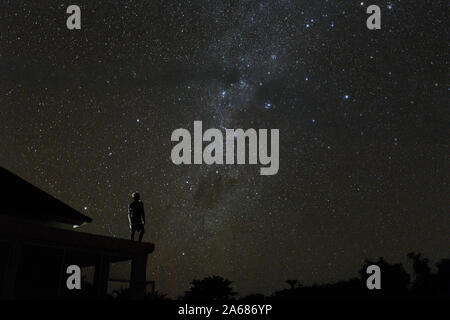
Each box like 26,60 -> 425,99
0,1 -> 448,297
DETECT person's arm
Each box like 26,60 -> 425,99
128,204 -> 133,219
142,203 -> 145,225
128,204 -> 132,228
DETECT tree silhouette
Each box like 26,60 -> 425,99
108,254 -> 449,300
435,258 -> 450,297
183,276 -> 237,301
359,257 -> 410,296
240,293 -> 266,301
286,280 -> 301,290
109,287 -> 169,300
408,252 -> 432,294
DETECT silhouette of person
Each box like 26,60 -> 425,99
128,192 -> 145,242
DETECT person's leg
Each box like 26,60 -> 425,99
138,227 -> 145,242
131,229 -> 135,241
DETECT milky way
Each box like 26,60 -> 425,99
0,1 -> 448,297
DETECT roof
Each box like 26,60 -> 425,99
0,166 -> 92,226
0,214 -> 154,261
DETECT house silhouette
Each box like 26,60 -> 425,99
0,167 -> 154,299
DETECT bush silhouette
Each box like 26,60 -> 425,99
108,253 -> 449,300
183,275 -> 237,301
359,257 -> 410,296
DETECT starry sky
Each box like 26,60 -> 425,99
0,1 -> 448,297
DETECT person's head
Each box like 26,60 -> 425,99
132,192 -> 140,201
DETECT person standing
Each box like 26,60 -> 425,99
128,192 -> 145,242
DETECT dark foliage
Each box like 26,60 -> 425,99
182,275 -> 237,301
108,253 -> 449,300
